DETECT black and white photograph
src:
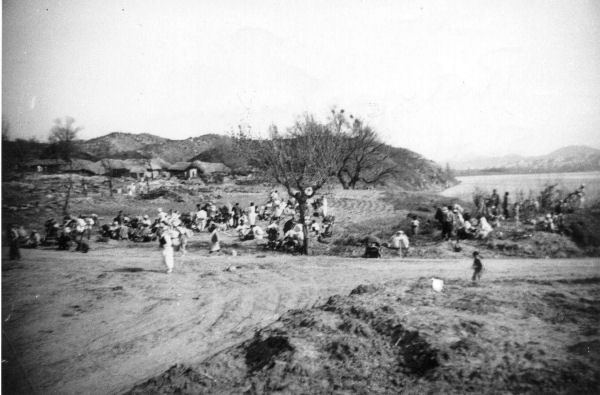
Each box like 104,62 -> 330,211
2,1 -> 599,393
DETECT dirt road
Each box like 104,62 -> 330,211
2,246 -> 599,394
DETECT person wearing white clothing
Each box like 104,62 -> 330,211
252,225 -> 265,240
322,197 -> 328,217
196,208 -> 208,231
272,201 -> 286,221
476,217 -> 493,239
389,230 -> 409,256
209,223 -> 221,253
248,203 -> 257,226
159,226 -> 174,273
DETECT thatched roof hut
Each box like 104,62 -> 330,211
191,160 -> 231,174
66,159 -> 106,175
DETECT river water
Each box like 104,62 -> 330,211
440,171 -> 600,203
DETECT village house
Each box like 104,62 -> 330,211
193,160 -> 231,183
25,159 -> 68,173
147,158 -> 171,179
127,164 -> 146,179
62,159 -> 105,176
168,162 -> 201,179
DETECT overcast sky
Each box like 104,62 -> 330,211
3,0 -> 600,161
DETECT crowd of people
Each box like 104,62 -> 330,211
4,183 -> 589,271
434,203 -> 493,242
432,184 -> 587,245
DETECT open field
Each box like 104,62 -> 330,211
2,245 -> 599,394
2,175 -> 600,393
441,171 -> 600,203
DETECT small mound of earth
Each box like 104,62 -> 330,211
349,283 -> 378,295
128,277 -> 600,394
139,186 -> 186,202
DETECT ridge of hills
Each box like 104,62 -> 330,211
78,132 -> 229,162
3,131 -> 451,189
447,145 -> 600,173
76,132 -> 451,189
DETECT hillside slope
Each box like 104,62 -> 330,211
76,133 -> 228,163
74,132 -> 451,190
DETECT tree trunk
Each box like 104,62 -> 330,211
108,176 -> 113,197
336,171 -> 350,190
63,176 -> 73,217
298,197 -> 309,255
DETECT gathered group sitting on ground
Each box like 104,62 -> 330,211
6,183 -> 588,264
14,189 -> 333,256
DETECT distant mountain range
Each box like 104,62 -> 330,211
446,146 -> 600,174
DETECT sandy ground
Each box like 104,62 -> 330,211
2,244 -> 599,394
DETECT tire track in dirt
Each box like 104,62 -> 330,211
2,248 -> 598,394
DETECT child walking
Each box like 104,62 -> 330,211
472,251 -> 483,281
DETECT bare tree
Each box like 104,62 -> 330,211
48,116 -> 82,161
334,113 -> 398,189
235,114 -> 345,254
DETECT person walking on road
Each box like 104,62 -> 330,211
472,251 -> 483,282
8,224 -> 21,260
159,225 -> 174,274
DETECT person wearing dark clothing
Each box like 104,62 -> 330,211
363,235 -> 382,258
502,192 -> 510,218
114,211 -> 124,225
8,224 -> 21,260
232,203 -> 242,227
283,217 -> 296,234
439,207 -> 454,240
472,251 -> 483,282
490,189 -> 500,209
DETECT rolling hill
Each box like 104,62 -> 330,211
74,132 -> 451,190
76,132 -> 230,163
448,145 -> 600,174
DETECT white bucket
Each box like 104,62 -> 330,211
431,278 -> 444,292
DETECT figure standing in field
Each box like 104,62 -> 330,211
490,189 -> 500,209
159,225 -> 174,274
209,223 -> 221,253
247,202 -> 257,226
390,230 -> 410,257
577,184 -> 586,209
8,224 -> 21,260
196,205 -> 208,231
233,203 -> 242,227
472,251 -> 483,282
513,201 -> 521,223
503,192 -> 510,218
440,206 -> 454,241
410,215 -> 420,236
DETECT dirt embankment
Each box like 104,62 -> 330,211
3,247 -> 599,394
128,274 -> 600,394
